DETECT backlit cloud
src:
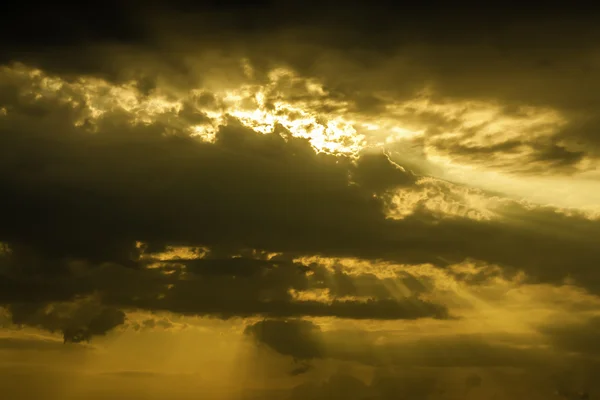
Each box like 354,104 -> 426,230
2,3 -> 600,399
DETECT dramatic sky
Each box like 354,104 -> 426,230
2,2 -> 600,399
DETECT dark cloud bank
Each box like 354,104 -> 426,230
1,79 -> 599,337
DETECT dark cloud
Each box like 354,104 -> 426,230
427,138 -> 587,175
533,144 -> 586,169
351,152 -> 417,192
245,320 -> 324,360
0,95 -> 388,264
7,302 -> 125,344
539,316 -> 600,358
1,63 -> 600,338
0,71 -> 454,330
112,258 -> 448,320
130,318 -> 175,331
245,319 -> 565,369
0,80 -> 596,286
1,11 -> 600,399
4,2 -> 600,117
289,362 -> 313,376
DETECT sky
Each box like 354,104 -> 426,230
1,2 -> 600,399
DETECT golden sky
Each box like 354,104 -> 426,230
1,2 -> 600,399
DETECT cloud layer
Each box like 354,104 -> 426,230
2,3 -> 600,399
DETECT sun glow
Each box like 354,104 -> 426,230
209,70 -> 365,155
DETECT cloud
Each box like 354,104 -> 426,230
7,301 -> 126,343
129,317 -> 175,332
245,320 -> 324,360
1,62 -> 600,339
351,151 -> 417,192
1,68 -> 598,286
0,66 -> 457,333
100,254 -> 449,321
1,14 -> 600,400
538,316 -> 600,358
244,318 -> 564,369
